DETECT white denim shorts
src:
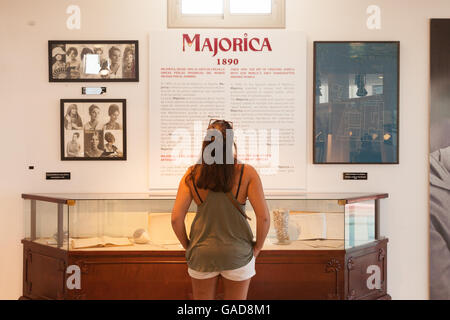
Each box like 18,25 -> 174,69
188,256 -> 256,281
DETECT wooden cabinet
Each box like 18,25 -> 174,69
21,238 -> 389,300
21,192 -> 390,300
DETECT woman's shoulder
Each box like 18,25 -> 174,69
182,165 -> 195,180
240,163 -> 258,180
241,163 -> 256,173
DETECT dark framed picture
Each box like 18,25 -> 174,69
313,41 -> 400,164
61,99 -> 126,160
49,40 -> 139,82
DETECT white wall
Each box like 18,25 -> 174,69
0,0 -> 446,299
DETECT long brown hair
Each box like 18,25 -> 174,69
185,120 -> 238,192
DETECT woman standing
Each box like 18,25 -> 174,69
171,119 -> 270,300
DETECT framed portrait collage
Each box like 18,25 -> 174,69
60,99 -> 127,160
49,40 -> 137,161
49,40 -> 139,82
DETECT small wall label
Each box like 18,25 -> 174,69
82,87 -> 106,95
46,172 -> 71,180
343,172 -> 368,180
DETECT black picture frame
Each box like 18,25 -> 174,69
313,41 -> 400,164
49,40 -> 139,82
61,99 -> 127,161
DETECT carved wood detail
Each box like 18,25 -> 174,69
347,289 -> 356,300
325,258 -> 341,299
71,292 -> 87,300
25,250 -> 32,293
347,257 -> 354,270
325,259 -> 342,273
73,260 -> 89,274
378,248 -> 385,261
58,260 -> 66,272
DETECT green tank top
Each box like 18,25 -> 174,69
185,166 -> 254,272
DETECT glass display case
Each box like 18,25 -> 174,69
22,193 -> 385,252
21,193 -> 390,300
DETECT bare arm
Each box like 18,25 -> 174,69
171,170 -> 193,250
246,165 -> 270,257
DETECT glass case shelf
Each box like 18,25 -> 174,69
22,193 -> 388,252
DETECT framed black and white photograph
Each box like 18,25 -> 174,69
61,99 -> 126,160
49,40 -> 139,82
313,41 -> 399,164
